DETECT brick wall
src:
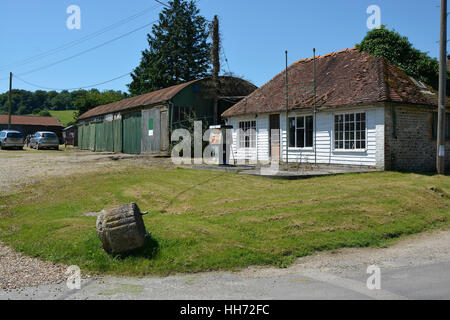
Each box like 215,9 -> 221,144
385,104 -> 450,172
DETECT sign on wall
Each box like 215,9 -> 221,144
148,119 -> 154,136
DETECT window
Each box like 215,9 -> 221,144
334,112 -> 366,150
173,107 -> 193,123
239,120 -> 256,148
432,113 -> 450,139
289,115 -> 314,148
6,132 -> 23,139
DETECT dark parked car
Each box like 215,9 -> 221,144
29,131 -> 60,150
0,130 -> 25,150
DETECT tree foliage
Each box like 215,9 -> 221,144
128,0 -> 211,95
72,89 -> 127,119
356,25 -> 448,93
0,89 -> 127,119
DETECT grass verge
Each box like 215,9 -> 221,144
0,168 -> 449,275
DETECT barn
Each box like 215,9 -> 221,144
222,48 -> 450,172
77,77 -> 256,154
0,115 -> 64,141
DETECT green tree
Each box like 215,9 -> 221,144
356,25 -> 448,93
128,0 -> 211,95
73,89 -> 127,119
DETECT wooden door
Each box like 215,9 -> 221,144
269,114 -> 280,160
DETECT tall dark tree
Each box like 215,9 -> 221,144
356,25 -> 449,93
128,0 -> 211,95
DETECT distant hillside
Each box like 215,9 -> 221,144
49,110 -> 76,127
0,88 -> 128,118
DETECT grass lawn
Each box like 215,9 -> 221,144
48,110 -> 76,126
0,168 -> 449,276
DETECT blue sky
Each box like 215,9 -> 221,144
0,0 -> 445,94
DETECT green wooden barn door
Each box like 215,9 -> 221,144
113,118 -> 122,152
95,122 -> 106,152
89,123 -> 96,151
104,120 -> 114,151
122,112 -> 141,154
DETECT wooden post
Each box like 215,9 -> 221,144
8,72 -> 12,129
212,15 -> 220,125
285,50 -> 289,167
437,0 -> 447,174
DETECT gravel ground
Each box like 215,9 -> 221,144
0,241 -> 67,291
0,148 -> 173,291
0,147 -> 173,194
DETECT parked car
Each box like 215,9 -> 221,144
29,131 -> 60,150
0,130 -> 25,150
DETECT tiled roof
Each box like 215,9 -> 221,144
0,115 -> 63,127
222,48 -> 439,117
78,79 -> 201,120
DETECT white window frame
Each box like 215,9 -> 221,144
238,120 -> 256,149
333,111 -> 367,152
288,114 -> 314,149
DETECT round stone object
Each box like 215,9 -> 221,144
96,203 -> 147,254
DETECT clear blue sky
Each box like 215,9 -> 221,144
0,0 -> 445,94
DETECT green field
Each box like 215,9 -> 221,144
48,110 -> 76,126
0,168 -> 449,276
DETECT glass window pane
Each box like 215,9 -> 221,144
297,129 -> 304,148
297,117 -> 304,128
289,118 -> 295,147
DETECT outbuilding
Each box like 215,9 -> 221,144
222,48 -> 450,172
0,115 -> 64,142
77,76 -> 256,154
62,125 -> 78,146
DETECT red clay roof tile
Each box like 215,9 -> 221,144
0,115 -> 63,127
222,48 -> 438,117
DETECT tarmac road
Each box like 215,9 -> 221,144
1,229 -> 449,300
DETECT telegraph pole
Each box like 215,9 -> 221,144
8,72 -> 12,129
285,50 -> 289,167
313,48 -> 317,165
437,0 -> 447,174
212,15 -> 220,125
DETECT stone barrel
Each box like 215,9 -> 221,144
96,203 -> 147,254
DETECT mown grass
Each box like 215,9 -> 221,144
0,168 -> 449,276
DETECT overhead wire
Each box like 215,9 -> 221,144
13,73 -> 131,91
13,20 -> 157,78
0,4 -> 162,72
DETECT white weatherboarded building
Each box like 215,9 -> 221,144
222,48 -> 449,172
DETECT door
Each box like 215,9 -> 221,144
269,114 -> 280,160
160,110 -> 169,152
122,112 -> 142,154
113,118 -> 122,153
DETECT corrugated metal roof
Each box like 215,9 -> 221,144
78,79 -> 201,120
222,48 -> 439,117
0,115 -> 63,127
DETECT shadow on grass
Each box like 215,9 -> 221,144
113,235 -> 160,260
386,169 -> 450,177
